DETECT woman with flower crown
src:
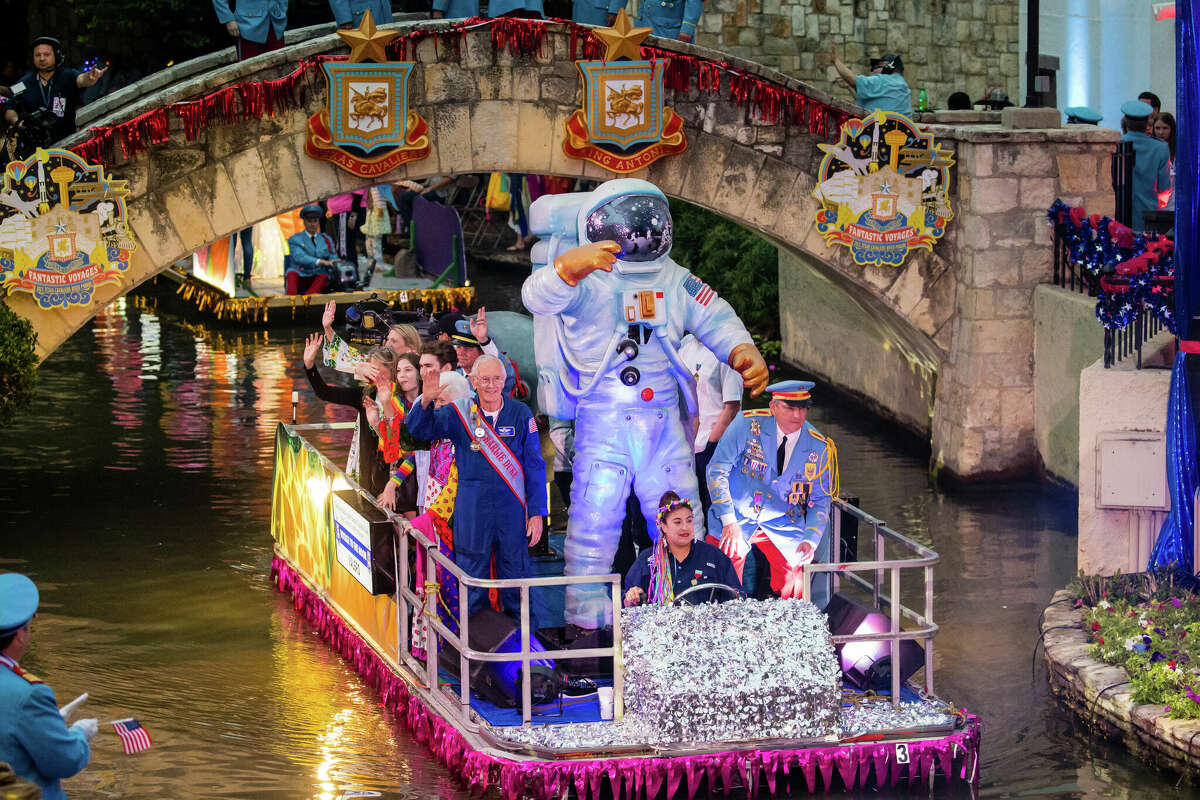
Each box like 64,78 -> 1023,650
623,491 -> 743,608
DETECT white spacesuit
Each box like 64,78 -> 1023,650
522,179 -> 767,628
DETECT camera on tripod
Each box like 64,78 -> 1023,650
343,296 -> 439,346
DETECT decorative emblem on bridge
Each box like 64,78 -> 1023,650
563,10 -> 686,173
812,110 -> 954,268
0,148 -> 135,309
305,12 -> 430,178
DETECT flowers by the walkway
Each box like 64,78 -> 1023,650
1084,595 -> 1200,719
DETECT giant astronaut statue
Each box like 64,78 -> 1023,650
522,179 -> 768,628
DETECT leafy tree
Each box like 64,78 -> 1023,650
0,301 -> 37,426
669,198 -> 779,339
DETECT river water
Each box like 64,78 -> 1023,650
0,263 -> 1196,798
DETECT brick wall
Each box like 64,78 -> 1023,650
691,0 -> 1021,113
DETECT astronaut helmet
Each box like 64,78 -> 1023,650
577,178 -> 673,275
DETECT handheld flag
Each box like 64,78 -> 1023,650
111,719 -> 152,755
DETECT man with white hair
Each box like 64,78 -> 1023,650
405,354 -> 547,621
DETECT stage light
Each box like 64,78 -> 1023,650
826,594 -> 924,692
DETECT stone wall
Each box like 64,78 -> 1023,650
1033,285 -> 1104,486
691,0 -> 1021,111
928,123 -> 1119,480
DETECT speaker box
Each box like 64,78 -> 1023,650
825,593 -> 924,692
438,608 -> 559,708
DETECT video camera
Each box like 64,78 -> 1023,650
5,107 -> 58,161
343,295 -> 440,346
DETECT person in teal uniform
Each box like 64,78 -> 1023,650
635,0 -> 701,41
330,0 -> 392,27
212,0 -> 289,60
572,0 -> 624,27
830,44 -> 912,116
432,0 -> 541,18
1119,100 -> 1172,231
706,380 -> 839,609
286,204 -> 336,296
0,574 -> 97,800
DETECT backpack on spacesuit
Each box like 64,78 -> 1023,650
528,192 -> 593,421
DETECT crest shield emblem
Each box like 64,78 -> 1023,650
579,61 -> 663,150
322,62 -> 411,153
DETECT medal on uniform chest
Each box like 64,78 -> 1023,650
752,490 -> 764,515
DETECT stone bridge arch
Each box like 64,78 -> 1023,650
9,20 -> 948,368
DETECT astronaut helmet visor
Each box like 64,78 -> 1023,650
584,194 -> 672,262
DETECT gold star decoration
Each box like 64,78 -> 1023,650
592,9 -> 652,62
337,11 -> 398,63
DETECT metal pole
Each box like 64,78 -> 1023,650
890,567 -> 901,707
924,564 -> 935,696
611,578 -> 624,721
520,585 -> 532,724
1024,0 -> 1040,107
458,575 -> 470,712
832,506 -> 843,595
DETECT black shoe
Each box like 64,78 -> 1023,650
561,676 -> 598,698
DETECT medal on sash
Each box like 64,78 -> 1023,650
469,404 -> 484,451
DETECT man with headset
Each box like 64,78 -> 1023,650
4,38 -> 107,145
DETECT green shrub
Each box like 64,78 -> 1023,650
0,302 -> 38,426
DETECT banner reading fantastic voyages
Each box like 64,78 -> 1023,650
0,148 -> 136,308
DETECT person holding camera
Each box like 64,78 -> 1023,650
4,37 -> 107,146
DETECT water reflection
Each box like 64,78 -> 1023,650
0,302 -> 1197,798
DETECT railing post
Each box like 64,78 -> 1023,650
924,563 -> 935,697
520,585 -> 532,724
397,526 -> 409,664
423,541 -> 437,682
890,566 -> 901,708
611,577 -> 624,721
873,524 -> 883,609
832,505 -> 842,595
459,578 -> 470,711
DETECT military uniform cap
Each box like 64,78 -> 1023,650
767,379 -> 815,407
0,573 -> 38,635
439,313 -> 480,347
1121,100 -> 1155,120
299,203 -> 324,219
1065,106 -> 1102,124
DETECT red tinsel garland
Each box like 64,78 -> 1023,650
73,17 -> 849,168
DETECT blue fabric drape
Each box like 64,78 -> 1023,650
1151,0 -> 1200,572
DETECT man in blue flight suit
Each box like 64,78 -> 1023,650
438,309 -> 519,398
286,204 -> 336,296
212,0 -> 289,61
1119,100 -> 1172,232
406,355 -> 547,621
0,574 -> 98,800
635,0 -> 700,41
573,0 -> 625,27
330,0 -> 392,28
707,380 -> 839,609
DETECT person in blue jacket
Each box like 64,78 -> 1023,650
573,0 -> 625,27
286,204 -> 336,295
706,380 -> 839,609
1119,100 -> 1172,231
623,491 -> 742,607
330,0 -> 392,27
405,355 -> 547,621
0,574 -> 97,800
212,0 -> 289,60
635,0 -> 700,41
830,43 -> 913,116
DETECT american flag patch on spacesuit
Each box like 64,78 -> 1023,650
683,273 -> 714,306
528,417 -> 538,434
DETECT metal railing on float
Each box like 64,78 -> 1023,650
802,500 -> 939,708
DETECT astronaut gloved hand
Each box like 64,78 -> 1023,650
553,241 -> 620,286
72,718 -> 99,742
728,343 -> 769,396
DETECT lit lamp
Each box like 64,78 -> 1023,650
826,594 -> 924,692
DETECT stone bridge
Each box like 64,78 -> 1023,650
2,19 -> 1119,480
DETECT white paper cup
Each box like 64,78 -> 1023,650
597,686 -> 614,720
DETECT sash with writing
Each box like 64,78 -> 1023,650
450,398 -> 526,507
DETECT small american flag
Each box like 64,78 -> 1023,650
112,719 -> 153,754
528,416 -> 538,434
682,273 -> 714,306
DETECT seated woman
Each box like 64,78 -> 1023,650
370,351 -> 423,517
624,491 -> 743,608
302,334 -> 394,496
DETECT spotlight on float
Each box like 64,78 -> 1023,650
825,594 -> 924,691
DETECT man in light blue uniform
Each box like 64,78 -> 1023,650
831,44 -> 912,116
406,356 -> 547,620
706,381 -> 839,609
0,574 -> 97,800
635,0 -> 701,41
522,179 -> 768,627
433,0 -> 542,18
212,0 -> 288,60
572,0 -> 625,27
330,0 -> 392,28
1119,100 -> 1172,232
286,204 -> 336,295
